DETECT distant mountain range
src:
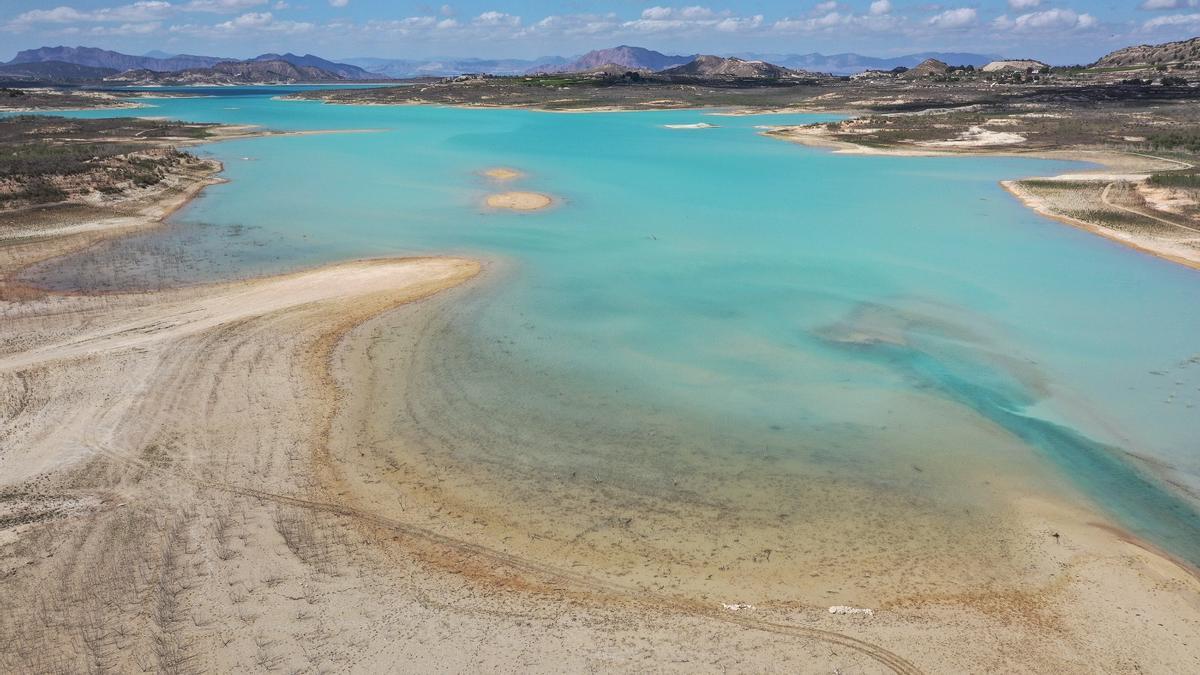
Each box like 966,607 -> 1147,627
5,46 -> 376,81
342,47 -> 1000,78
734,52 -> 999,75
343,56 -> 568,78
105,60 -> 351,86
9,46 -> 231,73
10,41 -> 1181,86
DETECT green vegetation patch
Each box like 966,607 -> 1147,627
1149,172 -> 1200,188
1147,132 -> 1200,155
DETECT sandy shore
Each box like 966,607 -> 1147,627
766,125 -> 1200,270
485,190 -> 554,211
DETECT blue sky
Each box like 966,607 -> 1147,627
2,1 -> 1199,63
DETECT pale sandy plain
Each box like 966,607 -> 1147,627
0,148 -> 1198,673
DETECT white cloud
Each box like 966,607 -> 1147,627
1007,0 -> 1040,9
185,0 -> 267,11
624,6 -> 757,34
170,10 -> 312,36
994,9 -> 1098,31
1143,12 -> 1200,27
329,0 -> 349,7
773,7 -> 901,34
869,0 -> 891,16
473,11 -> 520,27
927,8 -> 977,30
814,1 -> 838,12
4,0 -> 284,32
8,2 -> 174,26
533,13 -> 619,36
1140,0 -> 1199,10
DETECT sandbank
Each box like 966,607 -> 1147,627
485,190 -> 553,211
482,167 -> 524,181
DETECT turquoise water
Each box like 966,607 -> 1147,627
29,89 -> 1200,567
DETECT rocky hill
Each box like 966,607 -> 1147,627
105,60 -> 345,85
902,58 -> 950,78
251,53 -> 374,80
537,46 -> 693,74
1093,36 -> 1200,68
659,55 -> 795,78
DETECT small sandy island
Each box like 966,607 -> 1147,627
483,167 -> 524,181
664,122 -> 719,130
485,191 -> 554,211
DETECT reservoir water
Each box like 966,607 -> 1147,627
30,88 -> 1200,586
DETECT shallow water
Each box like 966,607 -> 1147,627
26,88 -> 1200,570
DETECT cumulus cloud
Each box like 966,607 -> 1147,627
1139,0 -> 1198,9
329,0 -> 348,7
4,0 -> 280,32
623,6 -> 761,34
869,0 -> 891,16
1143,12 -> 1200,27
1008,0 -> 1040,9
927,8 -> 977,30
993,9 -> 1098,32
185,0 -> 267,11
170,10 -> 312,35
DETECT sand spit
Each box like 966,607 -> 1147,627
485,190 -> 554,211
